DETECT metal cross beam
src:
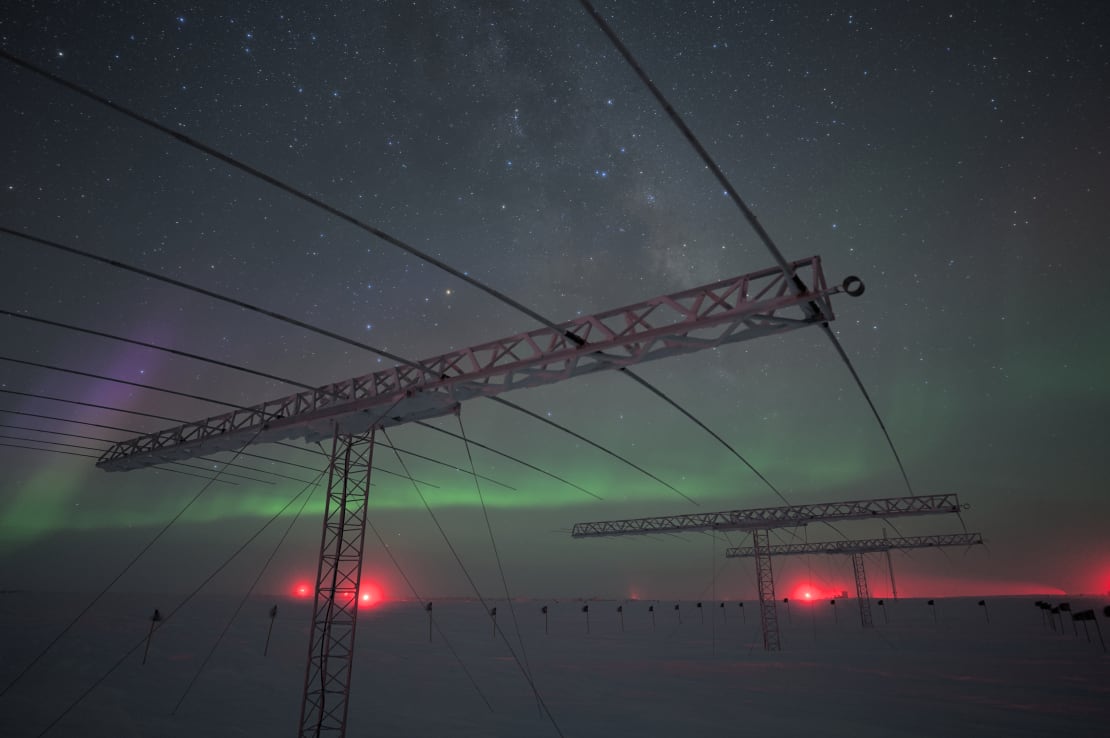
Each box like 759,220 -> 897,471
571,494 -> 964,538
725,532 -> 984,630
572,499 -> 967,648
723,532 -> 984,557
97,256 -> 842,471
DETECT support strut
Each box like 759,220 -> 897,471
850,551 -> 873,629
883,528 -> 898,601
299,428 -> 376,737
752,529 -> 781,651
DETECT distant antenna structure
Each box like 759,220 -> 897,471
572,495 -> 966,651
725,532 -> 984,629
98,258 -> 860,737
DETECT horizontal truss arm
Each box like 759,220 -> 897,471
570,494 -> 964,537
99,257 -> 841,471
724,532 -> 984,558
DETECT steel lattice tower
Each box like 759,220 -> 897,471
725,533 -> 984,629
752,529 -> 781,650
850,552 -> 873,628
96,258 -> 857,734
298,429 -> 375,737
573,499 -> 969,647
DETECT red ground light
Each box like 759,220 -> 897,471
790,583 -> 833,602
291,580 -> 384,607
358,581 -> 384,607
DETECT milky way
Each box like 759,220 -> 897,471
1,1 -> 1107,598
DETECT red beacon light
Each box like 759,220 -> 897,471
357,581 -> 384,608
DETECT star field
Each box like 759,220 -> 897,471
0,1 -> 1108,598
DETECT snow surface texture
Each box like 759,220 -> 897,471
2,593 -> 1107,737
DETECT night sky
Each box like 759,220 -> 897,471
1,1 -> 1107,601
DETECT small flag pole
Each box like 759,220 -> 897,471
264,604 -> 278,656
1059,603 -> 1077,637
142,608 -> 162,666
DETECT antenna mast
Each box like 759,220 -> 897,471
99,259 -> 856,736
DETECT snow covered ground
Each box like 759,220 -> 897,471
2,592 -> 1108,737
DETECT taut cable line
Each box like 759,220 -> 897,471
1,428 -> 266,702
30,451 -> 318,737
0,441 -> 231,485
1,45 -> 789,504
381,427 -> 565,737
0,227 -> 684,503
575,0 -> 915,497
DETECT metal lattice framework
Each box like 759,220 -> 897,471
723,532 -> 984,557
571,494 -> 964,538
94,260 -> 857,736
97,257 -> 837,471
573,500 -> 967,648
299,430 -> 375,738
725,533 -> 984,629
752,529 -> 781,650
850,552 -> 873,628
882,528 -> 899,601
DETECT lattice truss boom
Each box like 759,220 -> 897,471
571,494 -> 964,538
723,532 -> 983,558
97,257 -> 840,470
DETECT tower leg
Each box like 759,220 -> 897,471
851,552 -> 873,628
883,529 -> 898,600
299,429 -> 376,737
752,529 -> 781,651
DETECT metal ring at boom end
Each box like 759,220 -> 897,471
842,275 -> 865,297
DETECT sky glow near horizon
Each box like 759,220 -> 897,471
1,1 -> 1108,598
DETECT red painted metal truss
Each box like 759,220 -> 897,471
570,494 -> 965,537
98,256 -> 844,471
